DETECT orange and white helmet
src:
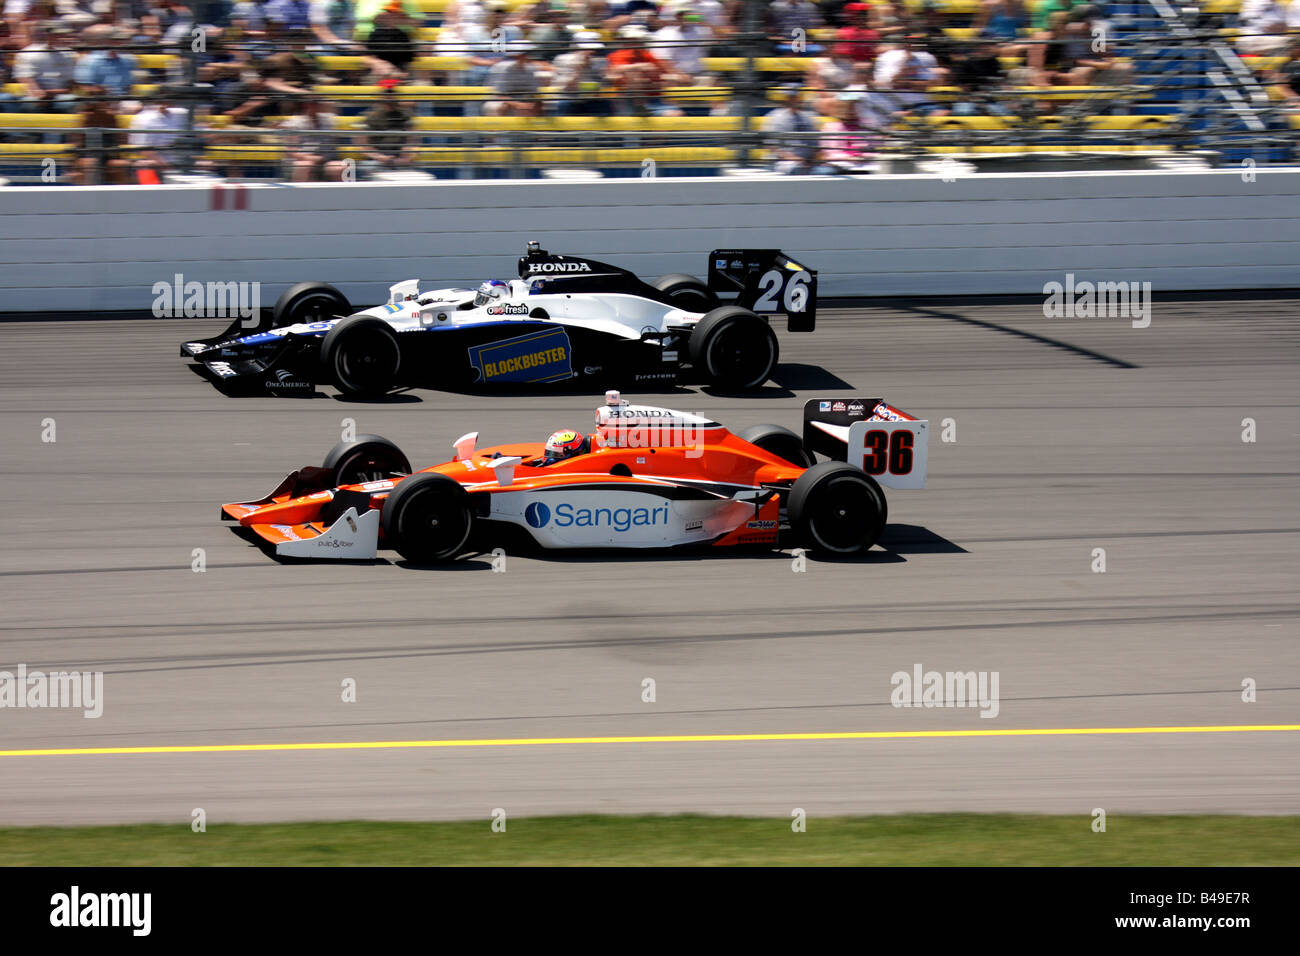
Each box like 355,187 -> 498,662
544,429 -> 586,461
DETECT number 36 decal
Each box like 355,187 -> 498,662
846,420 -> 929,490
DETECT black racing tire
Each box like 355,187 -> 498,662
689,305 -> 778,391
321,314 -> 401,397
654,273 -> 718,312
738,424 -> 815,468
788,461 -> 888,556
273,281 -> 351,327
322,434 -> 411,486
380,473 -> 474,563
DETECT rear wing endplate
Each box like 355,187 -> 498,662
803,399 -> 928,489
707,249 -> 818,332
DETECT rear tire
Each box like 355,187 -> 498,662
274,282 -> 351,327
739,424 -> 814,467
321,314 -> 401,397
689,305 -> 778,391
323,434 -> 411,486
788,461 -> 887,556
381,473 -> 474,563
654,273 -> 717,312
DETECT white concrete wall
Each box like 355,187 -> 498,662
1,169 -> 1297,312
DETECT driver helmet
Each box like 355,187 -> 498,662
474,279 -> 509,307
544,429 -> 587,461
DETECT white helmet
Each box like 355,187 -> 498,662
474,279 -> 509,307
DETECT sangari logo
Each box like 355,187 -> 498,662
468,326 -> 573,384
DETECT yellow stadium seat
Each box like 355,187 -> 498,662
923,114 -> 1174,130
700,57 -> 817,73
923,144 -> 1172,153
904,0 -> 982,12
927,84 -> 1143,101
0,113 -> 81,129
312,84 -> 494,99
135,54 -> 177,69
203,144 -> 286,162
0,143 -> 74,157
412,0 -> 536,10
325,115 -> 747,133
396,145 -> 740,165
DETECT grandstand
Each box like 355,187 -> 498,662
0,0 -> 1295,183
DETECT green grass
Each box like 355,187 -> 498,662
1,814 -> 1298,865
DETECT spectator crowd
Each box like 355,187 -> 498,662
0,0 -> 1294,182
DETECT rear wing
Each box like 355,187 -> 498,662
803,399 -> 928,490
708,249 -> 818,332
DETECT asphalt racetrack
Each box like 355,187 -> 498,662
0,298 -> 1296,825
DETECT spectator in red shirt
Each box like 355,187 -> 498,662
606,23 -> 688,115
834,2 -> 879,64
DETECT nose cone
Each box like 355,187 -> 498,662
238,491 -> 333,527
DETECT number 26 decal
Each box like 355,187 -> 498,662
861,429 -> 914,476
754,269 -> 811,313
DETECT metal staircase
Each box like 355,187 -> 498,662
1106,0 -> 1293,161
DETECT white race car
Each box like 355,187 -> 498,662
181,242 -> 819,397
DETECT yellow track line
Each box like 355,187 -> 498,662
1,724 -> 1298,758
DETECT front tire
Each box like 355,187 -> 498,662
739,424 -> 814,467
274,282 -> 351,327
380,473 -> 474,563
321,314 -> 401,397
654,273 -> 718,312
788,461 -> 887,556
689,305 -> 778,391
323,434 -> 411,486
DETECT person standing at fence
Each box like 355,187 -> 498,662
70,92 -> 129,183
359,75 -> 416,175
128,87 -> 187,181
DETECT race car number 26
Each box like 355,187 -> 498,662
754,269 -> 811,313
861,428 -> 914,476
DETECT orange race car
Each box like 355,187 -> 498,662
221,392 -> 929,563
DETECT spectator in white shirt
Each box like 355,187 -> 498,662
653,6 -> 712,76
873,35 -> 947,114
129,93 -> 188,177
1237,0 -> 1289,54
551,30 -> 609,114
14,24 -> 78,108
